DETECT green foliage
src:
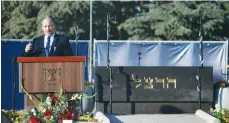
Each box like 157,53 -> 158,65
92,1 -> 139,40
1,1 -> 229,40
119,1 -> 229,41
2,110 -> 25,123
1,1 -> 140,40
211,108 -> 229,123
1,1 -> 90,40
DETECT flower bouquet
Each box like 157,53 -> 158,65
2,110 -> 25,123
2,91 -> 97,123
23,89 -> 97,123
210,108 -> 229,123
214,81 -> 229,88
2,80 -> 98,123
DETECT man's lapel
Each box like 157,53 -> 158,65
38,35 -> 45,56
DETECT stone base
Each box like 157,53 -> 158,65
96,102 -> 211,114
195,109 -> 221,123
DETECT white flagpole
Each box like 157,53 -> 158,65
88,0 -> 93,82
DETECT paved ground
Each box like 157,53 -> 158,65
106,114 -> 208,123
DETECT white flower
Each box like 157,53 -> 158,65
50,116 -> 54,120
216,108 -> 220,112
38,105 -> 44,112
70,93 -> 82,100
221,110 -> 225,114
46,96 -> 52,106
31,108 -> 37,116
42,109 -> 46,113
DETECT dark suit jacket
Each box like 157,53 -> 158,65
24,33 -> 73,56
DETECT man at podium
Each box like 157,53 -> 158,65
24,16 -> 73,56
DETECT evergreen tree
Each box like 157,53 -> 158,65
1,1 -> 229,41
1,1 -> 90,40
119,1 -> 229,41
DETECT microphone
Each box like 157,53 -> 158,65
25,38 -> 58,57
138,52 -> 141,66
25,48 -> 44,57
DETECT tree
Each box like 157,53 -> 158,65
92,1 -> 139,40
118,1 -> 229,41
1,1 -> 140,40
2,1 -> 228,41
1,1 -> 90,40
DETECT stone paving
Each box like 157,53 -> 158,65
106,114 -> 209,123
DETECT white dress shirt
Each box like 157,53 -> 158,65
44,32 -> 55,51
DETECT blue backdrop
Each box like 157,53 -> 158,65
1,40 -> 89,110
95,40 -> 228,83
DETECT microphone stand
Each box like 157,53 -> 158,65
74,13 -> 80,56
198,40 -> 203,109
197,10 -> 203,109
73,14 -> 82,115
138,52 -> 141,66
106,14 -> 113,114
12,57 -> 17,121
74,26 -> 82,115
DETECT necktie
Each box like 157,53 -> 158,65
45,36 -> 50,56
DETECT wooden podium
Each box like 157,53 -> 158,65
17,56 -> 86,108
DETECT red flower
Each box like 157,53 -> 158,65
30,116 -> 41,123
59,114 -> 66,123
217,82 -> 222,88
44,110 -> 52,116
216,81 -> 229,88
46,115 -> 51,120
66,112 -> 74,120
48,94 -> 59,106
223,114 -> 227,119
66,105 -> 73,114
48,94 -> 58,102
58,119 -> 63,123
58,113 -> 74,123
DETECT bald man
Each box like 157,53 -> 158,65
24,16 -> 73,56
